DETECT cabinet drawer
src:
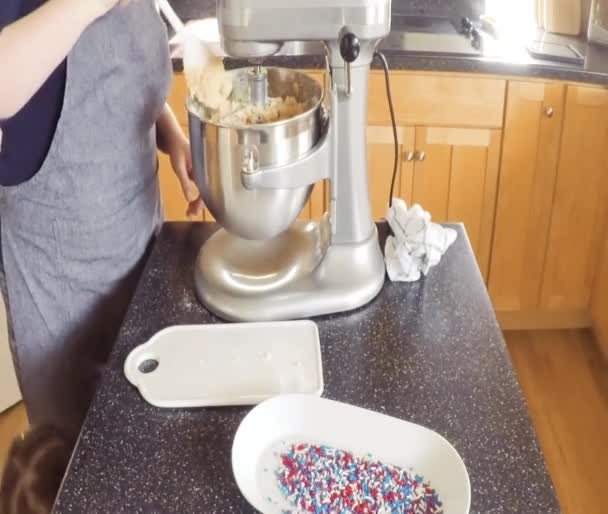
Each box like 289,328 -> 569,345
368,72 -> 506,128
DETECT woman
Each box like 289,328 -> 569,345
0,0 -> 202,431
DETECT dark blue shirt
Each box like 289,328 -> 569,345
0,0 -> 67,186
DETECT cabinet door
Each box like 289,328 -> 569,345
414,126 -> 501,279
488,82 -> 565,312
367,126 -> 415,219
368,72 -> 506,129
540,86 -> 608,311
592,233 -> 608,357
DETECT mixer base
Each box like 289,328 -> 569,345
194,219 -> 386,321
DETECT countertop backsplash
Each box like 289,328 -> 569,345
392,0 -> 486,18
582,0 -> 593,34
166,0 -> 608,85
171,0 -> 487,21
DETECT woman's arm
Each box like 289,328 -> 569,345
156,103 -> 204,217
156,103 -> 183,156
0,0 -> 123,119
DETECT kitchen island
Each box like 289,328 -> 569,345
53,223 -> 559,513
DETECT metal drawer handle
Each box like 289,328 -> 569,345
404,151 -> 415,162
545,106 -> 554,118
415,151 -> 426,162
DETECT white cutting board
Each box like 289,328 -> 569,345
232,395 -> 471,514
124,322 -> 323,408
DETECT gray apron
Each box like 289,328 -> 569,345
0,0 -> 172,429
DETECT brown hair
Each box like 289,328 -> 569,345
0,426 -> 72,514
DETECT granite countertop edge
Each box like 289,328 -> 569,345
172,53 -> 608,86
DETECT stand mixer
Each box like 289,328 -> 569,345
188,0 -> 392,321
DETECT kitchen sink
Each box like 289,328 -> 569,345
391,14 -> 459,34
381,14 -> 487,57
380,32 -> 483,57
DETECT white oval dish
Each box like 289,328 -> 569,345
124,322 -> 323,408
232,395 -> 471,514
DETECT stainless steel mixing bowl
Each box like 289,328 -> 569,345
187,67 -> 324,240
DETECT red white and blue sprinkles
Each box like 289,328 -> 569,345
274,443 -> 443,514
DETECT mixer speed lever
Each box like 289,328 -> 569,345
340,31 -> 360,97
340,32 -> 360,62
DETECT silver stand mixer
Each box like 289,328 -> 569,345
188,0 -> 392,321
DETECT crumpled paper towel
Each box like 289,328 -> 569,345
385,198 -> 457,282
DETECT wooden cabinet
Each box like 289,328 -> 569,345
366,126 -> 415,218
540,86 -> 608,312
163,73 -> 326,222
592,233 -> 608,359
413,127 -> 501,279
367,125 -> 500,279
490,82 -> 608,329
159,68 -> 608,330
368,72 -> 506,128
366,73 -> 505,279
489,81 -> 565,315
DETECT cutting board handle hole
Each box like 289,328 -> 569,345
138,359 -> 159,374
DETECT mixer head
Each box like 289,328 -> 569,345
217,0 -> 391,58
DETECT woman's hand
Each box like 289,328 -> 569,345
167,132 -> 205,218
156,104 -> 204,218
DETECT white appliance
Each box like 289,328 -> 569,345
588,0 -> 608,44
0,297 -> 20,412
187,0 -> 391,321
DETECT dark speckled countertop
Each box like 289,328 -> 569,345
53,222 -> 559,513
165,0 -> 608,85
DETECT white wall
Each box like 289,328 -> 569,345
0,296 -> 21,412
582,0 -> 593,34
486,0 -> 593,36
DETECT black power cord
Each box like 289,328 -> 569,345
373,51 -> 399,210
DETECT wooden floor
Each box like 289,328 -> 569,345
505,329 -> 608,514
0,330 -> 607,513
